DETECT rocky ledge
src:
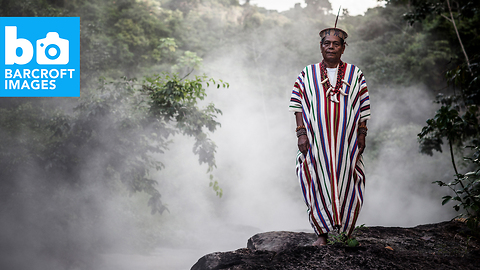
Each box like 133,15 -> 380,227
191,221 -> 480,270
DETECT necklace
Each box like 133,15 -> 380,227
320,61 -> 350,103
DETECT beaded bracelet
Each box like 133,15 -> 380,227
358,121 -> 368,130
296,125 -> 306,132
297,129 -> 307,137
358,127 -> 367,136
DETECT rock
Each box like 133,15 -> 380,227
247,231 -> 317,253
191,221 -> 480,270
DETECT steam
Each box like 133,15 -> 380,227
130,20 -> 457,267
105,8 -> 457,268
244,0 -> 384,16
0,3 -> 459,270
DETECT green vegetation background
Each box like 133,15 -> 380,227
0,0 -> 478,269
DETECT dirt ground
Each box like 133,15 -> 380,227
191,221 -> 480,270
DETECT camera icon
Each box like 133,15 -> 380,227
36,32 -> 69,65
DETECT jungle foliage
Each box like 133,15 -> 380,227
1,0 -> 479,268
0,0 -> 228,267
399,0 -> 480,233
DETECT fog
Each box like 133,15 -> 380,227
0,2 -> 459,270
98,24 -> 456,269
247,0 -> 385,15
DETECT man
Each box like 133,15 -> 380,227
289,27 -> 371,246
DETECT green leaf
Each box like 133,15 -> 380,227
465,172 -> 476,177
432,181 -> 446,186
442,195 -> 452,205
347,238 -> 359,247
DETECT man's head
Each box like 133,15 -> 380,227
319,28 -> 347,65
320,34 -> 345,64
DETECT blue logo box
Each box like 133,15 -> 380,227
0,17 -> 80,97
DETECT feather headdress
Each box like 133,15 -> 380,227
319,6 -> 348,41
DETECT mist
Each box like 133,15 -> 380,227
102,19 -> 457,269
0,1 -> 461,270
145,9 -> 457,270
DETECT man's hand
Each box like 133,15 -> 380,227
357,133 -> 366,156
295,112 -> 309,155
298,134 -> 309,155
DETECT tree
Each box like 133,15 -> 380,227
0,73 -> 228,268
395,0 -> 480,233
305,0 -> 332,15
0,0 -> 229,267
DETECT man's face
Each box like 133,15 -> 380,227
320,35 -> 345,63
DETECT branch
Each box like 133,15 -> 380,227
449,139 -> 459,175
440,13 -> 452,23
445,0 -> 473,75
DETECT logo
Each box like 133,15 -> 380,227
36,32 -> 70,65
1,17 -> 80,97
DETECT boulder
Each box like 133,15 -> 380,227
247,231 -> 317,253
191,221 -> 480,270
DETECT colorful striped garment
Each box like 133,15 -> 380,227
289,61 -> 371,236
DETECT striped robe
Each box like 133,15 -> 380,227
289,62 -> 371,236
